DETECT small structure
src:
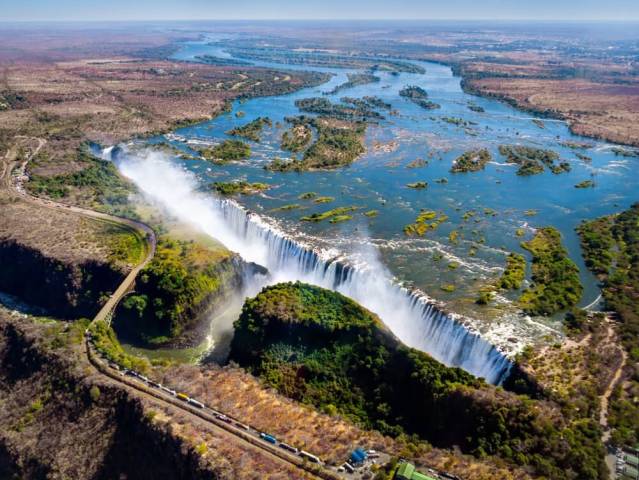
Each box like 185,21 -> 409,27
350,448 -> 368,465
395,462 -> 437,480
625,453 -> 639,468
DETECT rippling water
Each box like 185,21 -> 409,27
122,37 -> 638,360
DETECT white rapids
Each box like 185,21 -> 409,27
114,148 -> 513,384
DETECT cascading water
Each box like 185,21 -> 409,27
114,148 -> 512,384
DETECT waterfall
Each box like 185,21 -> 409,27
115,149 -> 512,384
217,200 -> 512,384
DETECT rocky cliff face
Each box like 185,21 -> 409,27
0,238 -> 124,319
159,254 -> 254,348
0,315 -> 217,480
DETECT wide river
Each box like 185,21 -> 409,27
117,37 -> 639,368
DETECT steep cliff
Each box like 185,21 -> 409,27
0,310 -> 309,479
0,238 -> 125,319
0,199 -> 146,320
0,315 -> 220,480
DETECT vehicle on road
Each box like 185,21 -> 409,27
300,450 -> 322,464
188,398 -> 205,408
260,432 -> 277,444
279,442 -> 298,454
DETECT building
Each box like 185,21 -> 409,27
395,462 -> 437,480
350,448 -> 368,465
624,453 -> 639,468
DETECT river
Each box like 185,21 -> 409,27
112,37 -> 638,383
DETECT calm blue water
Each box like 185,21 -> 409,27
157,38 -> 637,327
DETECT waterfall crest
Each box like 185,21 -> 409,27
115,149 -> 512,384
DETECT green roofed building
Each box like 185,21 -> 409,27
625,454 -> 639,467
395,462 -> 437,480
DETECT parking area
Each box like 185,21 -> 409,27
615,447 -> 639,480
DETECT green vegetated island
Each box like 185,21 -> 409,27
575,179 -> 596,189
197,139 -> 251,164
218,45 -> 426,73
577,203 -> 639,446
266,94 -> 395,171
301,206 -> 358,223
294,97 -> 383,121
226,116 -> 272,142
229,281 -> 607,480
407,158 -> 428,169
518,227 -> 583,316
193,54 -> 253,66
477,252 -> 527,305
450,148 -> 492,173
209,180 -> 270,196
479,227 -> 582,315
280,121 -> 313,152
325,72 -> 380,95
403,210 -> 448,236
499,145 -> 571,176
269,115 -> 366,171
399,85 -> 441,110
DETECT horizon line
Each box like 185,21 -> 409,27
2,18 -> 639,23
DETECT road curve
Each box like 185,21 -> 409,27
4,137 -> 157,323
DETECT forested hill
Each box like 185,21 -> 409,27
230,282 -> 607,480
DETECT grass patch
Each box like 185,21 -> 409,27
96,220 -> 147,266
